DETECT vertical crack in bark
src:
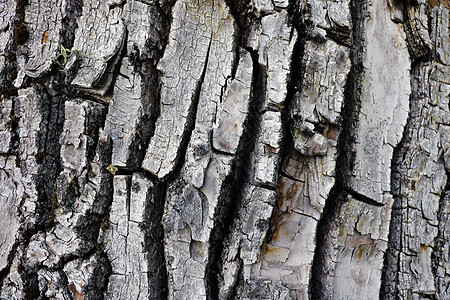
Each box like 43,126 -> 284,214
74,112 -> 112,239
126,2 -> 173,169
205,48 -> 266,300
142,179 -> 169,300
17,86 -> 65,299
0,0 -> 27,99
380,90 -> 416,298
85,251 -> 112,299
162,37 -> 213,182
380,3 -> 446,294
146,27 -> 215,298
258,0 -> 307,284
33,86 -> 65,229
309,187 -> 347,299
277,6 -> 305,178
60,0 -> 83,56
309,0 -> 366,298
87,127 -> 115,299
126,52 -> 161,169
8,99 -> 20,154
12,79 -> 111,299
0,0 -> 83,289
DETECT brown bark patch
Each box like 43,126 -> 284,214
68,283 -> 83,300
427,0 -> 450,9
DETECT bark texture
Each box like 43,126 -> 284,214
0,0 -> 449,299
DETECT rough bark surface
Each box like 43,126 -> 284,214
0,0 -> 449,299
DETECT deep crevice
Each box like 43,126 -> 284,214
344,187 -> 385,207
379,31 -> 432,297
223,0 -> 258,47
14,84 -> 66,299
205,47 -> 267,300
17,84 -> 110,298
142,179 -> 169,300
8,98 -> 20,154
126,0 -> 173,169
309,187 -> 348,299
380,93 -> 416,300
0,0 -> 28,99
73,118 -> 114,248
259,0 -> 308,254
309,0 -> 367,298
33,84 -> 65,231
160,36 -> 213,183
84,251 -> 112,300
0,0 -> 83,289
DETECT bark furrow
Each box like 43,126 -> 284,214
0,0 -> 448,299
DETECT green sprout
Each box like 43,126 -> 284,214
55,44 -> 83,70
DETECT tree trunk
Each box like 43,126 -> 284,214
0,0 -> 449,299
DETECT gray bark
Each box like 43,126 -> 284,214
0,0 -> 449,299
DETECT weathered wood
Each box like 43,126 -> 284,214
70,0 -> 125,96
0,98 -> 13,153
232,1 -> 351,298
22,0 -> 66,78
391,62 -> 449,299
0,0 -> 448,299
212,49 -> 253,155
104,58 -> 144,166
0,156 -> 22,271
101,173 -> 153,299
330,196 -> 393,299
348,0 -> 410,205
0,0 -> 15,88
16,87 -> 42,223
104,0 -> 167,167
142,0 -> 235,179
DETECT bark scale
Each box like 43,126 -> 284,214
0,0 -> 448,299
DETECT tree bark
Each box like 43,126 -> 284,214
0,0 -> 449,299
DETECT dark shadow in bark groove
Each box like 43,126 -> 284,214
85,252 -> 112,300
0,0 -> 83,281
0,0 -> 28,99
33,86 -> 65,231
160,36 -> 213,183
379,52 -> 436,298
79,131 -> 115,299
380,91 -> 416,300
74,119 -> 113,242
105,5 -> 174,295
142,179 -> 169,300
224,0 -> 257,46
263,0 -> 307,267
8,98 -> 20,155
309,0 -> 366,298
126,2 -> 174,171
18,85 -> 66,299
205,48 -> 267,300
60,0 -> 84,56
126,43 -> 162,169
309,188 -> 348,299
126,0 -> 173,170
137,27 -> 215,299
